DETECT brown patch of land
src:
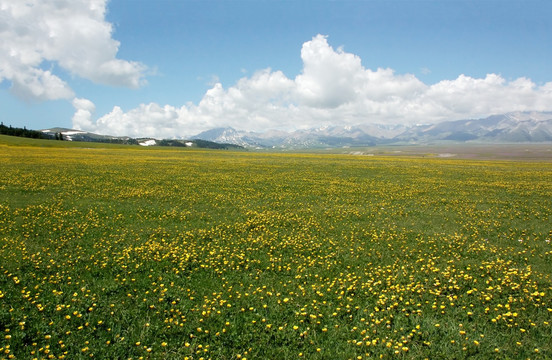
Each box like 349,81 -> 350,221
340,143 -> 552,161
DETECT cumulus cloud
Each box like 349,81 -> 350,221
74,34 -> 552,138
72,97 -> 96,129
0,0 -> 147,101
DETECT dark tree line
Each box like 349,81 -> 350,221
0,122 -> 50,139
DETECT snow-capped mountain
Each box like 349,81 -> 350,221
193,128 -> 269,148
395,111 -> 552,143
192,112 -> 552,148
193,124 -> 409,149
38,111 -> 552,150
39,128 -> 243,149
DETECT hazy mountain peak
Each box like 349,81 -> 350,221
191,112 -> 552,148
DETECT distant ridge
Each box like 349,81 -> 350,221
38,128 -> 243,149
393,112 -> 552,144
14,111 -> 552,150
192,111 -> 552,149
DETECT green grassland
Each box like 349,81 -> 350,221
1,137 -> 551,359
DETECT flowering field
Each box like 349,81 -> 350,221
1,139 -> 551,359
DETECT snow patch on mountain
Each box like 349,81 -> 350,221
139,139 -> 157,146
191,112 -> 552,148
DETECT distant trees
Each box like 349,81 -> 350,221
0,122 -> 242,149
157,139 -> 243,149
0,122 -> 48,139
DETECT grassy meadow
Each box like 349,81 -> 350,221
1,136 -> 551,359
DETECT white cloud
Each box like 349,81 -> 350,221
74,34 -> 552,138
10,68 -> 75,101
0,0 -> 146,101
72,97 -> 96,130
295,34 -> 363,108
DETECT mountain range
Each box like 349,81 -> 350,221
192,111 -> 552,149
38,128 -> 243,149
36,111 -> 552,149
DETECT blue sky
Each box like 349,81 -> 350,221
1,0 -> 551,137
